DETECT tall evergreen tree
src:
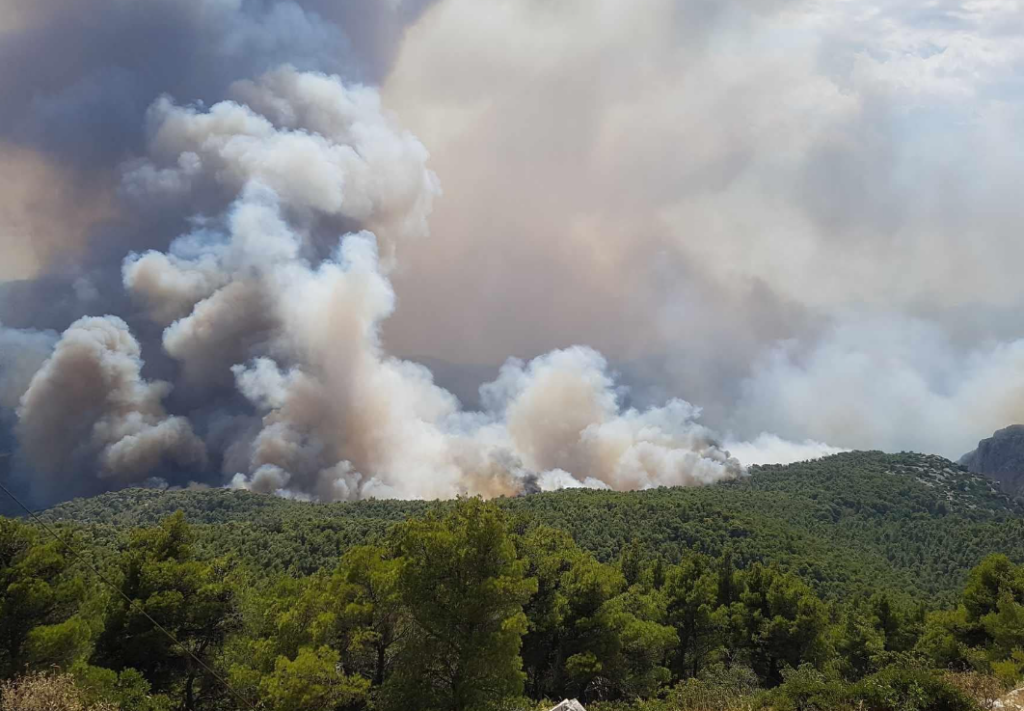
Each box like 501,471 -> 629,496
380,499 -> 537,711
94,513 -> 235,711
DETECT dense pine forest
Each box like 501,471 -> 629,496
3,452 -> 1024,710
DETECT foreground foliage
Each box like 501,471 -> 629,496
1,452 -> 1023,710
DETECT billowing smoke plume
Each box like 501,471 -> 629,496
10,0 -> 1021,507
0,40 -> 762,504
16,317 -> 206,498
0,0 -> 447,507
107,73 -> 746,501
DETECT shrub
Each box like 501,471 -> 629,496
666,665 -> 760,711
989,650 -> 1024,689
761,665 -> 852,711
853,665 -> 977,711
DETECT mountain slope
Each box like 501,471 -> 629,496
38,451 -> 1024,603
960,424 -> 1024,496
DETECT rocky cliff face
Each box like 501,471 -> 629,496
960,425 -> 1024,496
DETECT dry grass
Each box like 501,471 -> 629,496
942,671 -> 1007,710
0,672 -> 118,711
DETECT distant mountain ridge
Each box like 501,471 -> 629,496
960,425 -> 1024,496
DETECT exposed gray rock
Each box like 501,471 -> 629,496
959,425 -> 1024,496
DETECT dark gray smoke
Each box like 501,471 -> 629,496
0,0 -> 437,294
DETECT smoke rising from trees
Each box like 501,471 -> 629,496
0,39 -> 771,504
9,0 -> 1023,505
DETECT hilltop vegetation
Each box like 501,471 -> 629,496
43,452 -> 1024,602
3,451 -> 1024,711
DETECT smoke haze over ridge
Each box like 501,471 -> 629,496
2,0 -> 1023,506
381,0 -> 1024,455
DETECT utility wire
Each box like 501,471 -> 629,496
0,466 -> 259,711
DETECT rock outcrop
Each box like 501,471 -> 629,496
960,425 -> 1024,496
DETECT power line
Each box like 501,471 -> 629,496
0,474 -> 259,711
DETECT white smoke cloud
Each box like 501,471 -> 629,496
484,348 -> 743,490
733,315 -> 1024,460
15,316 -> 206,496
723,434 -> 847,467
122,66 -> 439,247
123,250 -> 229,326
533,469 -> 611,493
105,67 -> 763,500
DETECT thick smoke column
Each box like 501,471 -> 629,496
110,71 -> 748,501
0,0 -> 854,507
0,0 -> 447,506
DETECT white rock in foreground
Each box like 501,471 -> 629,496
548,701 -> 587,711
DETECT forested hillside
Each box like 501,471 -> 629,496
4,451 -> 1024,711
43,452 -> 1024,602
